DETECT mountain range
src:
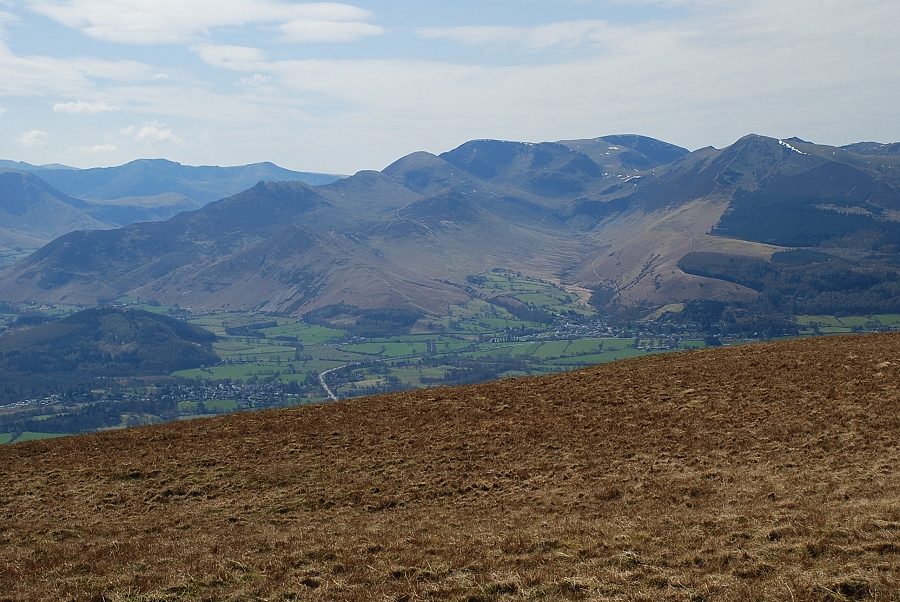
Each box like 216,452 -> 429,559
0,159 -> 342,259
1,134 -> 899,321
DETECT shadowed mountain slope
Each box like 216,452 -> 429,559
1,333 -> 897,600
439,140 -> 605,198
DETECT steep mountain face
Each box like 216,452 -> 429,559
574,134 -> 900,308
2,134 -> 899,317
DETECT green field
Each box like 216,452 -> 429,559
424,299 -> 545,333
390,366 -> 449,385
470,271 -> 595,316
260,321 -> 346,343
5,432 -> 70,444
177,399 -> 239,413
342,341 -> 430,357
796,314 -> 900,333
169,296 -> 710,398
547,348 -> 650,366
212,340 -> 296,360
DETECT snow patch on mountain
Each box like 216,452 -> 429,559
779,139 -> 808,155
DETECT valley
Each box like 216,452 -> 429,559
0,270 -> 710,441
3,131 -> 900,443
3,264 -> 899,443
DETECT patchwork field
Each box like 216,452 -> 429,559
797,314 -> 900,334
1,333 -> 897,600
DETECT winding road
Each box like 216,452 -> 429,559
317,365 -> 346,401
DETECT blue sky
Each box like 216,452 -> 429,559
1,0 -> 898,173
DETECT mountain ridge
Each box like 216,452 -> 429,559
2,133 -> 899,318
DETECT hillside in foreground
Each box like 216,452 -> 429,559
0,334 -> 897,601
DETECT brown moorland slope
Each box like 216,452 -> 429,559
0,334 -> 898,601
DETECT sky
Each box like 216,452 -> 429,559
0,0 -> 899,174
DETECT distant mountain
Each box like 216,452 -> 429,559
37,158 -> 342,205
0,170 -> 113,255
571,133 -> 900,310
439,140 -> 605,198
558,133 -> 689,170
0,160 -> 76,171
0,180 -> 470,314
840,141 -> 900,156
0,307 -> 217,401
32,159 -> 344,221
3,134 -> 900,321
0,159 -> 345,258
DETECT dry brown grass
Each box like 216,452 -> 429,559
1,334 -> 899,601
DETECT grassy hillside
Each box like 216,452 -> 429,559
0,334 -> 897,600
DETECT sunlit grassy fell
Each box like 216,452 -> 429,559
0,334 -> 898,600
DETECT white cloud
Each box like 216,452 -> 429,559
0,41 -> 162,98
277,18 -> 383,43
4,0 -> 900,173
123,122 -> 183,145
72,143 -> 117,153
192,44 -> 266,70
196,0 -> 900,170
26,0 -> 382,44
418,20 -> 625,52
240,73 -> 272,87
0,106 -> 6,116
19,129 -> 49,148
53,99 -> 118,114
